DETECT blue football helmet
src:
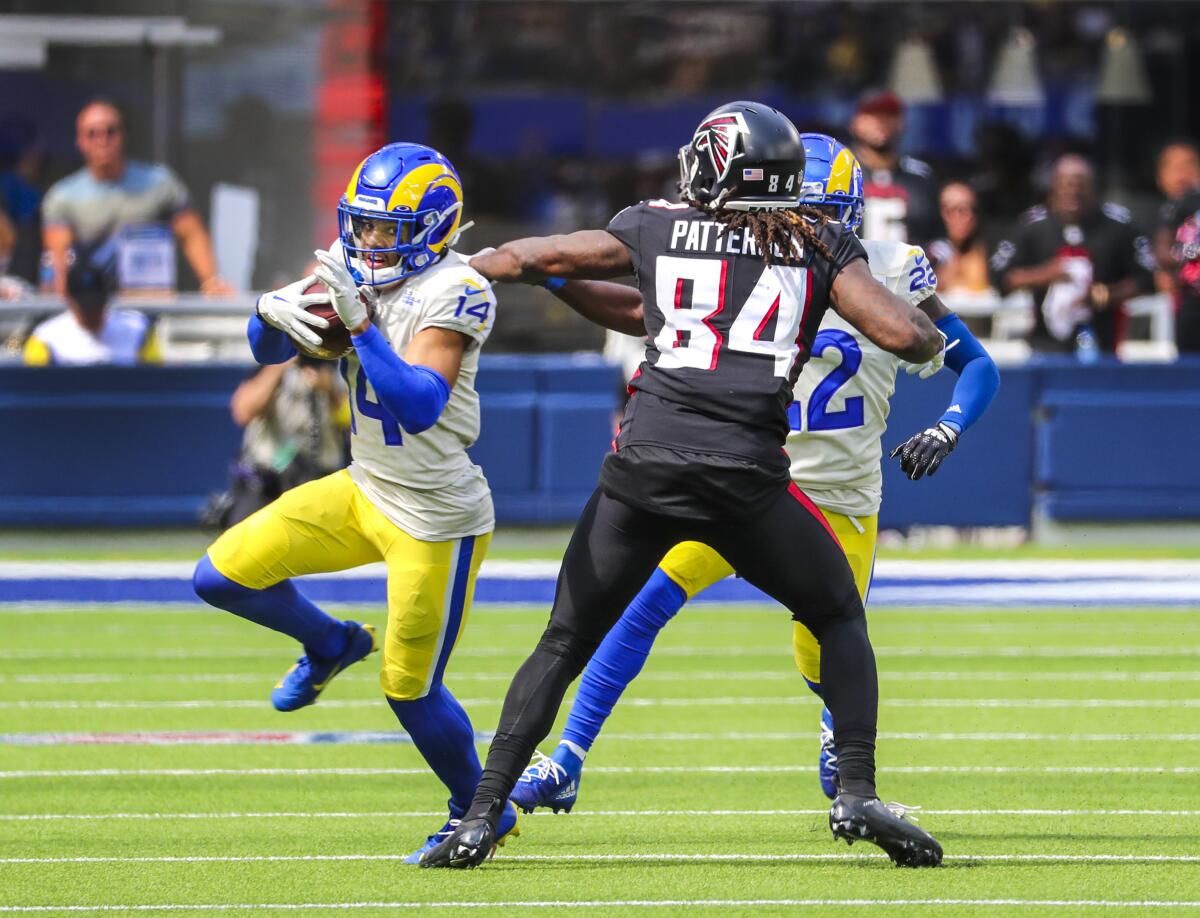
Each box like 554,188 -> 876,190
799,133 -> 864,234
337,142 -> 464,286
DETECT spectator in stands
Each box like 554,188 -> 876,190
848,89 -> 940,246
989,154 -> 1155,356
40,99 -> 232,297
1151,141 -> 1200,296
205,357 -> 348,528
928,182 -> 992,295
23,245 -> 160,366
0,115 -> 44,285
1157,177 -> 1200,354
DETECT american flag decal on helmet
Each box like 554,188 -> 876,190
692,112 -> 748,182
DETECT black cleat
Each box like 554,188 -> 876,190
418,817 -> 496,869
830,794 -> 943,868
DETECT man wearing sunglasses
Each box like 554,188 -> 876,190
41,98 -> 231,297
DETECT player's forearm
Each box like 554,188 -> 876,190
545,279 -> 646,337
935,314 -> 1000,433
352,324 -> 450,434
471,230 -> 631,283
247,313 -> 298,365
833,261 -> 943,362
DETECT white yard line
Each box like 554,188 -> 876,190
1,669 -> 1198,685
0,765 -> 1196,779
2,558 -> 1198,580
2,852 -> 1199,865
2,808 -> 1198,822
0,697 -> 1195,710
3,645 -> 1198,661
0,899 -> 1198,912
3,730 -> 1198,747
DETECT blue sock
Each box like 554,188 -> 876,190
192,555 -> 349,659
561,568 -> 687,751
388,686 -> 482,817
550,741 -> 585,776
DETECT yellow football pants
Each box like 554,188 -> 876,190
658,510 -> 878,685
207,469 -> 490,700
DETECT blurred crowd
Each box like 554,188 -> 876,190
3,0 -> 1200,362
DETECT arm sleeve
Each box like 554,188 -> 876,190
351,323 -> 451,434
247,313 -> 297,365
935,312 -> 1000,434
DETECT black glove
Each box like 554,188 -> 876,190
890,422 -> 959,481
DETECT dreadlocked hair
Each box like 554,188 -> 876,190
684,189 -> 835,266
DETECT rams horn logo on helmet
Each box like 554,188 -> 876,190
692,112 -> 749,183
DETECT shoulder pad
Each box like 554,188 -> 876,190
1021,206 -> 1048,225
861,238 -> 911,273
645,199 -> 690,210
1102,202 -> 1133,224
900,156 -> 934,179
408,254 -> 492,300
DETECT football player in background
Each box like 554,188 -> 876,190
424,103 -> 947,869
191,143 -> 519,862
507,134 -> 1001,814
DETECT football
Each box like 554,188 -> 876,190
296,283 -> 353,360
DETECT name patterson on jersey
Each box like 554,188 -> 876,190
669,219 -> 766,258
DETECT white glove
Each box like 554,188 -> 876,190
255,274 -> 329,348
313,244 -> 368,331
903,329 -> 952,379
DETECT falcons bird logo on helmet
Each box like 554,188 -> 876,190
691,112 -> 749,182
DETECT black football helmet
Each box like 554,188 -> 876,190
678,101 -> 807,211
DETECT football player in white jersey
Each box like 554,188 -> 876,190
192,143 -> 519,861
505,133 -> 1001,812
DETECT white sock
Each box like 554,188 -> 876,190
560,739 -> 587,762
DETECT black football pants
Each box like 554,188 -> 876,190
466,486 -> 879,823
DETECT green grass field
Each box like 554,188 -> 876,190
1,601 -> 1198,915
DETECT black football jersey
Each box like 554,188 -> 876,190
988,203 -> 1154,352
600,198 -> 866,519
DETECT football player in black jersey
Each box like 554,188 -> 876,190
422,101 -> 946,869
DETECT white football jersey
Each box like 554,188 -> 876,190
787,238 -> 937,518
343,250 -> 497,541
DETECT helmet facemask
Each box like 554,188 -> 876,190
337,198 -> 462,287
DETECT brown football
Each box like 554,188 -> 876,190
297,283 -> 353,360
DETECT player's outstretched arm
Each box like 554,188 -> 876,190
540,278 -> 645,337
890,294 -> 1002,480
470,230 -> 632,284
831,259 -> 943,364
